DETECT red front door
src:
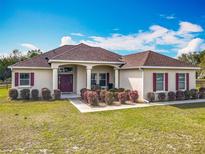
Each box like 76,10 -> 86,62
58,74 -> 73,92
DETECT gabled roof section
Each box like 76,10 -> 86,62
51,43 -> 122,62
122,50 -> 196,68
11,45 -> 75,67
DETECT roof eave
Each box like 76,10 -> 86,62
120,66 -> 200,70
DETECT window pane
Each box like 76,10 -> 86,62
156,73 -> 164,91
99,80 -> 106,86
20,80 -> 29,86
99,73 -> 106,80
20,73 -> 29,79
91,73 -> 96,80
178,73 -> 185,89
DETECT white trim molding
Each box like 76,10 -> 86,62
48,59 -> 125,65
8,66 -> 52,70
120,66 -> 200,70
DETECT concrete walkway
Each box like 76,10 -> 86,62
69,98 -> 205,113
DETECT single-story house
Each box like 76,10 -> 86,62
9,43 -> 200,101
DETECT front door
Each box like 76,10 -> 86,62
58,74 -> 73,92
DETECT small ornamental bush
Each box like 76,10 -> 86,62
199,87 -> 205,93
31,89 -> 39,100
87,91 -> 98,106
95,89 -> 101,101
105,91 -> 114,105
184,90 -> 191,100
54,89 -> 61,100
118,92 -> 127,104
118,88 -> 125,92
158,92 -> 166,101
125,90 -> 131,100
41,88 -> 51,100
199,87 -> 205,99
80,88 -> 87,100
167,91 -> 176,101
100,90 -> 107,102
113,92 -> 119,101
176,91 -> 185,100
190,89 -> 198,99
9,89 -> 18,100
83,90 -> 89,103
20,89 -> 30,100
109,88 -> 118,92
129,90 -> 139,103
147,92 -> 155,102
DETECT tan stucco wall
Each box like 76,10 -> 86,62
119,69 -> 144,101
76,65 -> 86,94
12,68 -> 52,96
143,69 -> 196,100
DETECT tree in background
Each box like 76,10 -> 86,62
178,50 -> 205,79
0,49 -> 42,82
27,49 -> 42,58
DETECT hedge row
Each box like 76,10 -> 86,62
80,88 -> 139,106
147,87 -> 205,102
8,88 -> 61,100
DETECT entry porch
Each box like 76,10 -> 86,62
51,63 -> 120,96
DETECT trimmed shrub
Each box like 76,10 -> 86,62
199,87 -> 205,99
41,88 -> 51,100
87,91 -> 98,106
54,89 -> 61,100
20,89 -> 30,100
125,90 -> 131,100
184,90 -> 191,100
129,90 -> 139,103
167,91 -> 176,101
95,89 -> 101,101
118,88 -> 125,92
80,88 -> 87,100
118,92 -> 127,104
190,89 -> 198,99
105,91 -> 114,105
100,90 -> 107,102
158,92 -> 166,101
147,92 -> 155,102
9,89 -> 18,100
199,87 -> 205,93
176,91 -> 185,100
83,90 -> 89,103
113,92 -> 119,101
31,89 -> 39,100
109,88 -> 118,92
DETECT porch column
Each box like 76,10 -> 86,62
114,68 -> 119,88
86,66 -> 92,89
52,68 -> 58,90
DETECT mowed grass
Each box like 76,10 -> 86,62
1,88 -> 205,153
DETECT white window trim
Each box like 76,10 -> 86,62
91,73 -> 97,85
178,73 -> 186,91
19,73 -> 30,87
155,73 -> 166,93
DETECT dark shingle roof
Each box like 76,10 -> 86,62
11,44 -> 196,68
121,50 -> 195,68
52,43 -> 122,62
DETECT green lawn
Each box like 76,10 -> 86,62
1,88 -> 205,153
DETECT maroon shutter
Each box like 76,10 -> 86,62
153,73 -> 156,92
176,73 -> 179,91
107,73 -> 109,85
30,72 -> 34,86
186,73 -> 189,90
15,72 -> 19,86
165,73 -> 168,91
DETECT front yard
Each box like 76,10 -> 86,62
1,88 -> 205,153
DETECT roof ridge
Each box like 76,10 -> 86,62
51,43 -> 84,60
142,51 -> 152,66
